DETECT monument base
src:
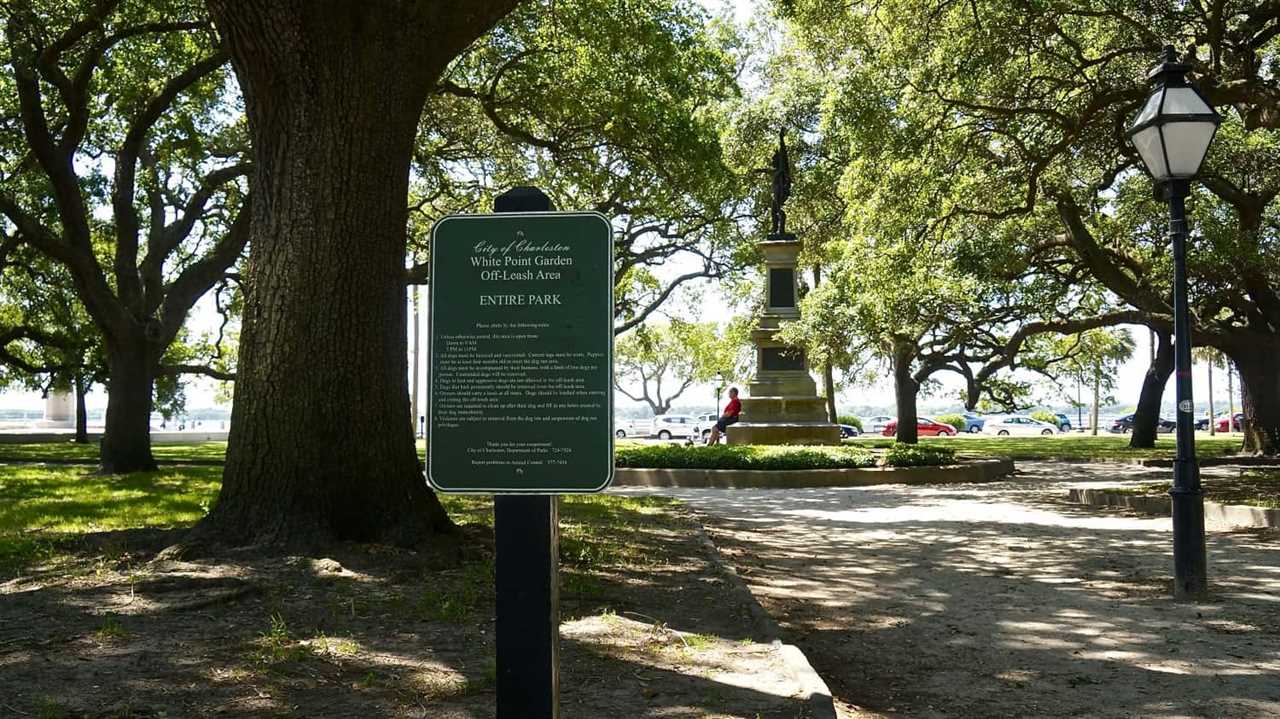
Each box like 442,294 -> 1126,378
748,370 -> 817,398
727,421 -> 842,446
727,396 -> 841,446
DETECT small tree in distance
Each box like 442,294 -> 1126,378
614,320 -> 750,417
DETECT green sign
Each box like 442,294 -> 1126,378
427,211 -> 614,493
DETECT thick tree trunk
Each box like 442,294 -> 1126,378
1130,329 -> 1173,448
198,2 -> 515,546
100,345 -> 158,473
1233,343 -> 1280,455
892,341 -> 919,444
73,373 -> 89,444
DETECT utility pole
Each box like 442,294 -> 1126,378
1207,354 -> 1215,436
1091,371 -> 1100,436
412,284 -> 421,441
1227,363 -> 1236,435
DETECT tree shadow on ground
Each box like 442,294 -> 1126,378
0,498 -> 820,718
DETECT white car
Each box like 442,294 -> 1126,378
651,414 -> 701,440
862,415 -> 894,433
613,418 -> 651,439
694,412 -> 721,439
983,415 -> 1059,436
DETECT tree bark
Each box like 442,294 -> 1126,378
1233,342 -> 1280,455
100,344 -> 158,473
73,373 -> 89,444
1130,329 -> 1173,448
198,1 -> 518,546
892,340 -> 919,444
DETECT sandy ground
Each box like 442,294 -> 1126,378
617,462 -> 1280,718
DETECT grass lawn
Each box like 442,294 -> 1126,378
0,464 -> 223,574
845,433 -> 1246,460
0,461 -> 675,581
0,440 -> 228,463
1108,469 -> 1280,508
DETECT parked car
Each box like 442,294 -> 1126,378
838,424 -> 861,438
1194,414 -> 1233,431
984,415 -> 1059,436
651,414 -> 700,440
1054,413 -> 1073,431
961,412 -> 985,434
694,412 -> 721,439
614,418 -> 651,439
1217,413 -> 1244,433
1109,413 -> 1175,434
881,416 -> 956,437
863,415 -> 894,433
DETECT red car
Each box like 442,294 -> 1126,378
881,417 -> 956,437
1217,413 -> 1244,433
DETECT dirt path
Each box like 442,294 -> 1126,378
620,462 -> 1280,718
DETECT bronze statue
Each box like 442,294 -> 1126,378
770,128 -> 792,236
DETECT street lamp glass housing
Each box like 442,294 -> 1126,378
1127,46 -> 1220,183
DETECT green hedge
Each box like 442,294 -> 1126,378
935,413 -> 966,432
883,442 -> 956,467
836,415 -> 864,430
614,444 -> 877,470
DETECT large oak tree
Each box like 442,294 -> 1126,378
196,1 -> 522,546
2,0 -> 248,471
779,0 -> 1280,453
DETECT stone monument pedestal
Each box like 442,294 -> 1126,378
727,233 -> 840,446
37,390 -> 75,429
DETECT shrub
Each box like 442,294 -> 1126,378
935,413 -> 966,432
614,444 -> 877,470
836,415 -> 863,431
1030,409 -> 1059,427
882,442 -> 956,467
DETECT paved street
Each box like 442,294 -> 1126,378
616,463 -> 1280,717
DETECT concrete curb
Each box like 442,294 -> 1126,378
690,516 -> 836,719
614,457 -> 1015,489
1067,488 -> 1280,528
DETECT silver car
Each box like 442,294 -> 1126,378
862,415 -> 894,433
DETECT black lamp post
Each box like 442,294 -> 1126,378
1127,45 -> 1220,599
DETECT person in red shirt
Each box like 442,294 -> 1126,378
705,387 -> 741,445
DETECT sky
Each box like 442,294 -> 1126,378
0,0 -> 1242,422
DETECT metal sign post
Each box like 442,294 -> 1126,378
427,186 -> 613,718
